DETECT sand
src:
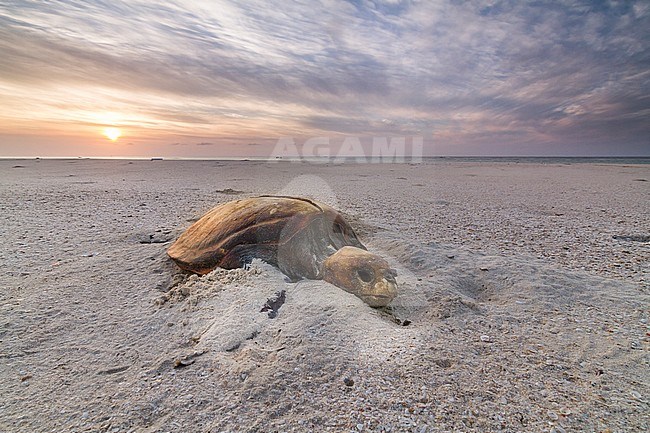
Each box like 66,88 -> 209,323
1,159 -> 648,432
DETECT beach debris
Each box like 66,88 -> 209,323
173,350 -> 206,368
97,365 -> 130,375
434,359 -> 453,368
154,277 -> 173,292
138,232 -> 173,244
215,188 -> 245,195
260,290 -> 286,319
480,335 -> 491,342
167,196 -> 398,307
224,341 -> 241,352
343,377 -> 355,387
378,305 -> 412,326
612,234 -> 649,243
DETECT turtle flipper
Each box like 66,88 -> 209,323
219,244 -> 278,270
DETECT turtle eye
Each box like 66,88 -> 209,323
357,268 -> 373,283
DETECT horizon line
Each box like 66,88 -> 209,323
2,155 -> 650,161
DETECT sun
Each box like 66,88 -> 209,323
103,127 -> 122,141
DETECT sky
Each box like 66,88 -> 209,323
0,0 -> 649,158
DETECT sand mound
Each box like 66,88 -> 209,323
125,233 -> 648,432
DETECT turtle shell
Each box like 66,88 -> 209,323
167,196 -> 365,279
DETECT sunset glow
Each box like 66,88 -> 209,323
103,127 -> 122,142
0,1 -> 648,157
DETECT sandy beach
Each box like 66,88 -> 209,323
1,159 -> 648,432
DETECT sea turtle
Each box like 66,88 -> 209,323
167,196 -> 397,307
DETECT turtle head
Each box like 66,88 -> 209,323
322,246 -> 398,307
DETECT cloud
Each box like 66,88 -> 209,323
0,0 -> 648,155
170,141 -> 215,146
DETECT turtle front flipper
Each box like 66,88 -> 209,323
219,244 -> 278,271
